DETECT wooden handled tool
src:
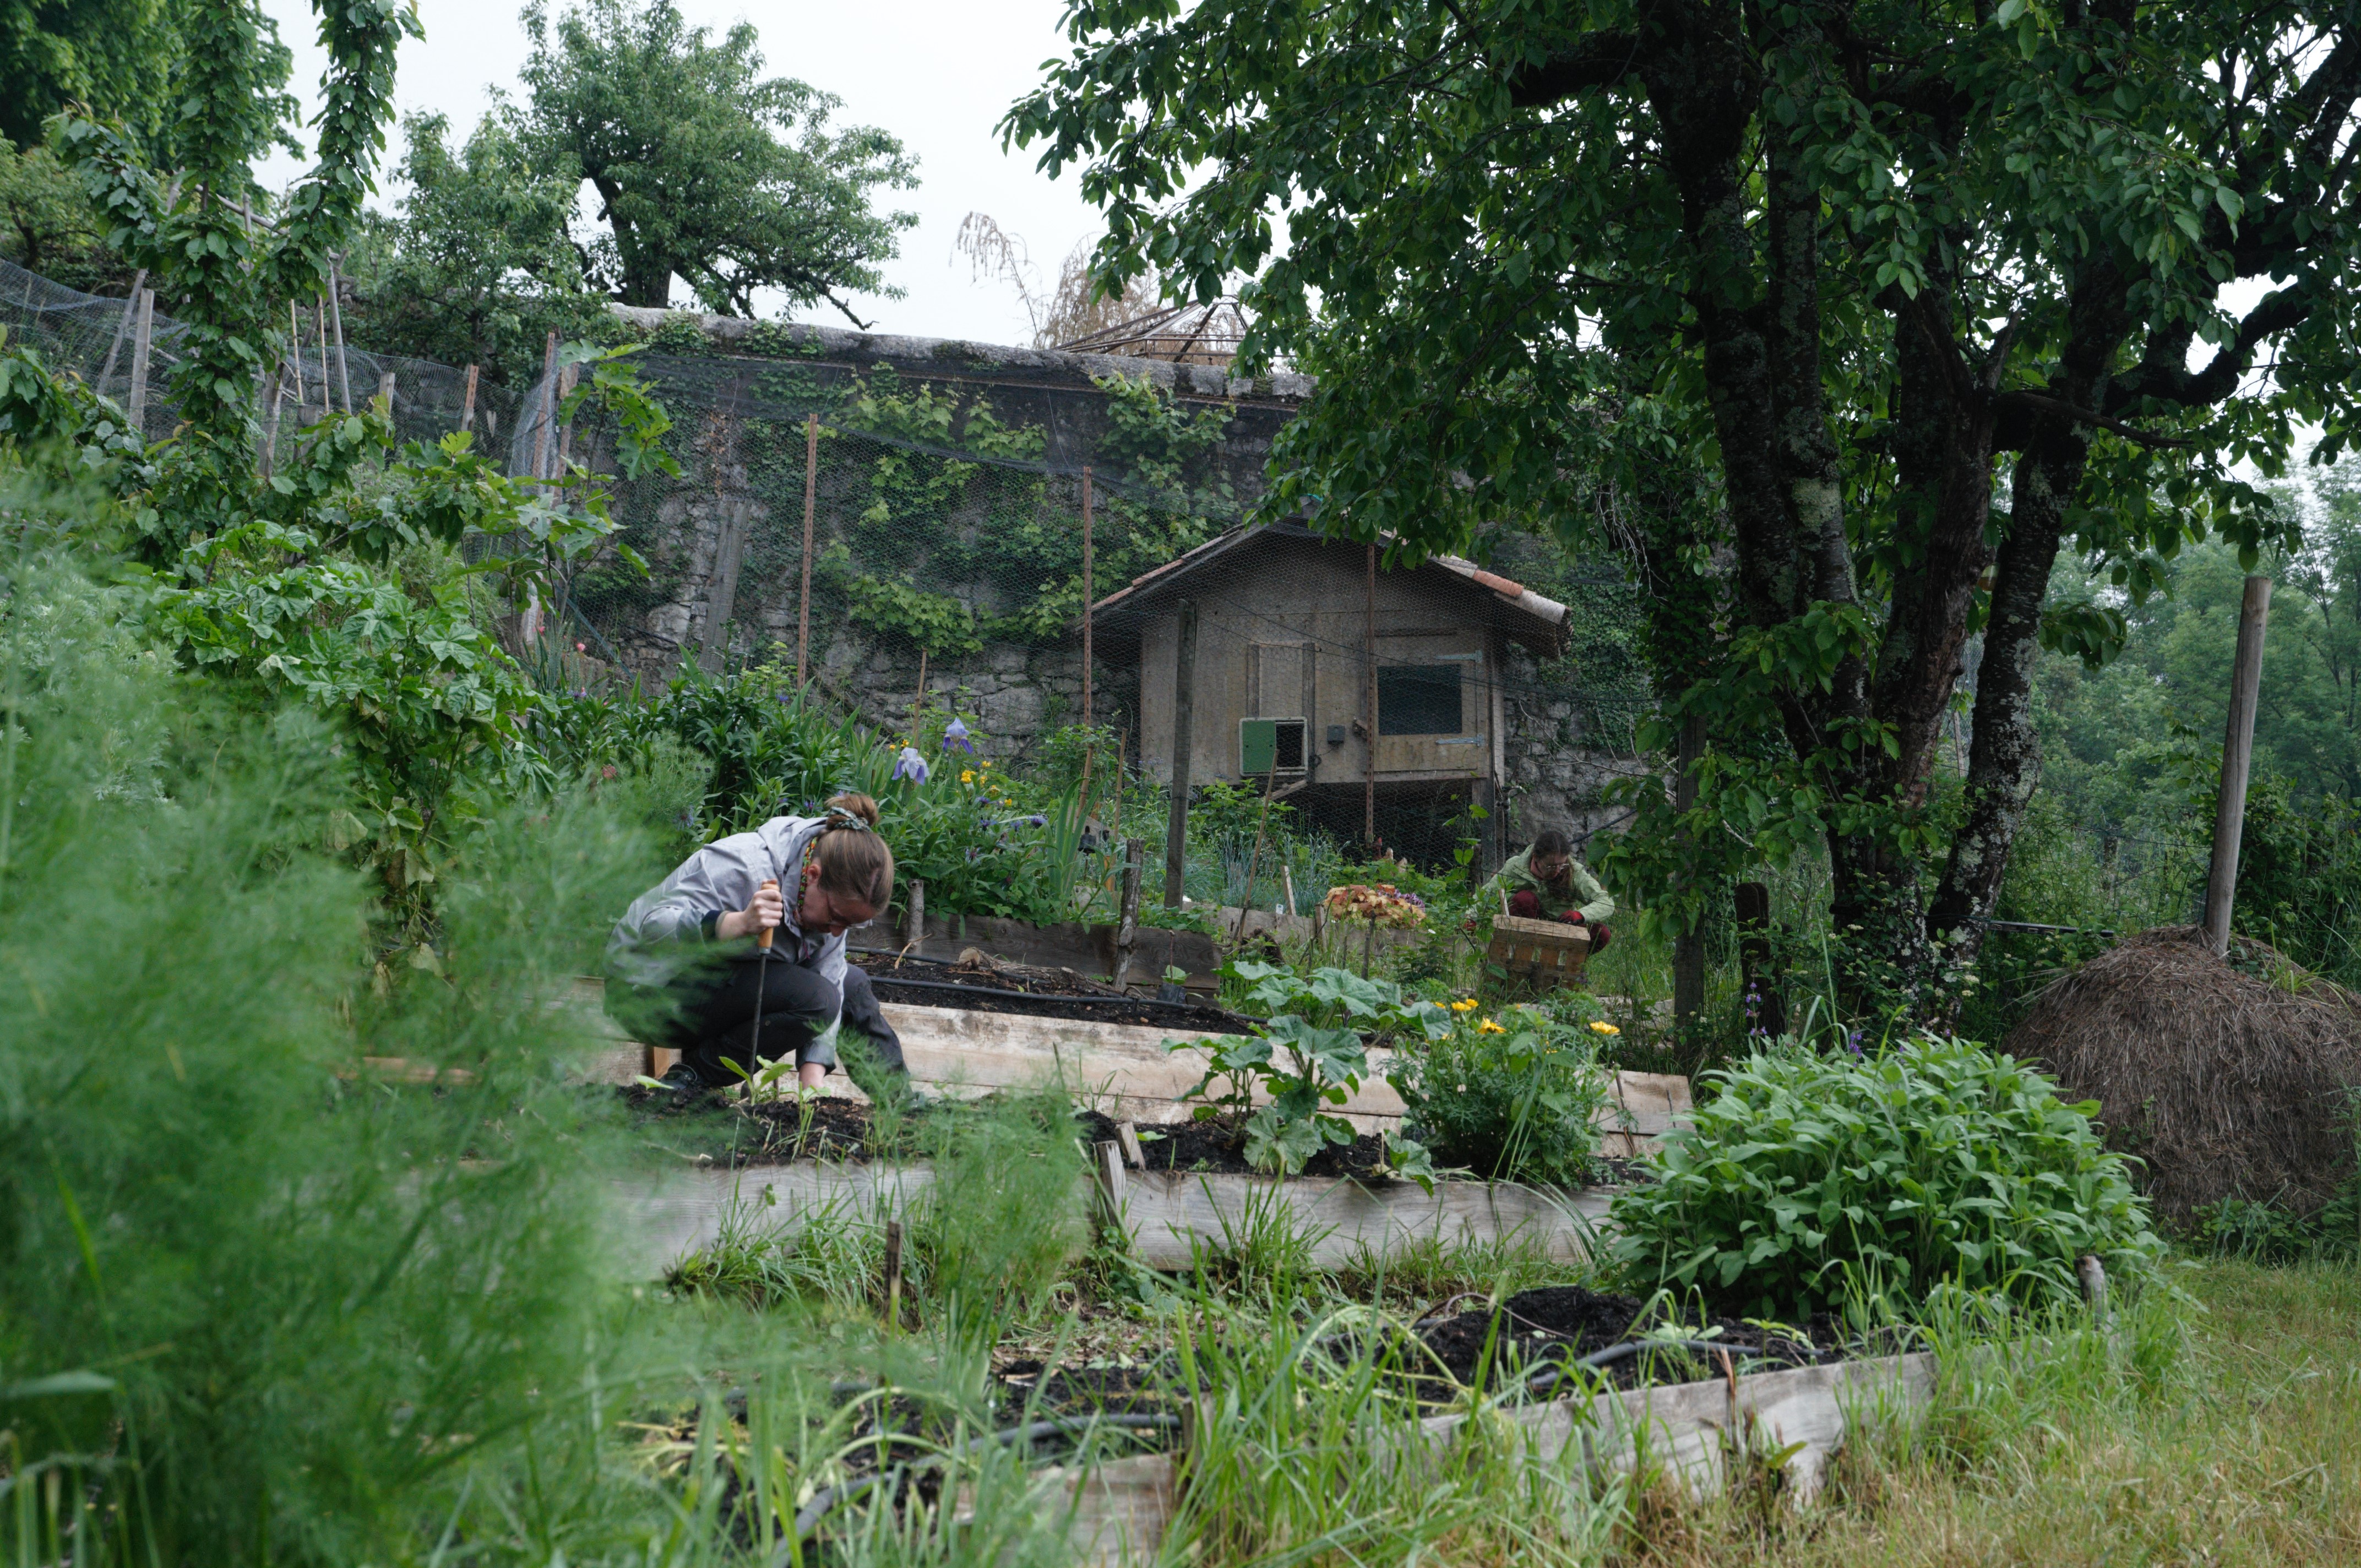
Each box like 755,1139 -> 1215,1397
748,877 -> 780,1081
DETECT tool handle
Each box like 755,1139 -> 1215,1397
758,878 -> 779,950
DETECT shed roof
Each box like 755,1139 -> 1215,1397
1084,522 -> 1570,656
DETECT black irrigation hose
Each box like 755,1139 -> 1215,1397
787,1413 -> 1181,1545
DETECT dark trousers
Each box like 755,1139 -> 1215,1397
613,958 -> 905,1089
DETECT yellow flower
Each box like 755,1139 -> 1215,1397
1589,1021 -> 1621,1036
959,769 -> 976,784
1477,1017 -> 1506,1035
980,759 -> 992,769
1450,998 -> 1479,1013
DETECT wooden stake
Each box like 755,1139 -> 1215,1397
376,369 -> 396,411
460,363 -> 479,433
1081,464 -> 1095,728
326,254 -> 353,412
1116,837 -> 1144,987
96,268 -> 147,394
289,302 -> 306,411
882,1218 -> 905,1330
530,331 -> 559,487
1091,1139 -> 1128,1227
1165,598 -> 1197,910
124,287 -> 155,433
313,298 -> 329,416
1281,860 -> 1297,919
258,368 -> 280,479
797,411 -> 819,687
903,879 -> 924,958
2204,574 -> 2273,956
1115,1120 -> 1146,1170
1364,542 -> 1378,848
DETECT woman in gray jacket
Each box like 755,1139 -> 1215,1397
609,792 -> 906,1095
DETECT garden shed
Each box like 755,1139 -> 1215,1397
1087,521 -> 1570,861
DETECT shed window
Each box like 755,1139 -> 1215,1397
1379,664 -> 1462,735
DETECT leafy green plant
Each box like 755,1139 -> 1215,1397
1391,1003 -> 1607,1186
1170,960 -> 1438,1182
1608,1036 -> 2165,1319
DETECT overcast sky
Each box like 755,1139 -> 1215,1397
254,0 -> 1106,346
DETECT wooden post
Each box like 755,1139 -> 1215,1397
289,303 -> 306,412
1115,1120 -> 1146,1170
904,879 -> 924,953
1091,1139 -> 1128,1228
797,411 -> 819,687
1165,598 -> 1197,909
554,361 -> 579,470
124,287 -> 155,433
96,268 -> 147,394
882,1219 -> 904,1330
326,254 -> 353,413
460,364 -> 479,433
376,369 -> 395,411
523,331 -> 562,649
1116,836 -> 1144,986
1281,859 -> 1297,919
313,298 -> 328,416
1081,465 -> 1095,728
2203,574 -> 2273,956
1673,714 -> 1707,1032
1364,542 -> 1378,849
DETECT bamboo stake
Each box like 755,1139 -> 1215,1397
797,411 -> 819,686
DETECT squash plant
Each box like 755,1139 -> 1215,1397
1169,959 -> 1443,1184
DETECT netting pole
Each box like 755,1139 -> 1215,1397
327,253 -> 353,413
96,268 -> 146,394
376,369 -> 395,412
1081,465 -> 1094,729
1165,597 -> 1196,910
460,364 -> 479,433
289,303 -> 305,411
797,411 -> 818,688
1363,542 -> 1377,850
257,368 -> 280,480
125,288 -> 154,434
313,298 -> 329,416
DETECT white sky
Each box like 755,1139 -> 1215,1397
254,0 -> 1105,345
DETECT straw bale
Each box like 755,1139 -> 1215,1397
2003,925 -> 2361,1227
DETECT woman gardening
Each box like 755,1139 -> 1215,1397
1481,829 -> 1614,951
608,792 -> 907,1096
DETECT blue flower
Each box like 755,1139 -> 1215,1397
891,745 -> 930,783
941,717 -> 975,753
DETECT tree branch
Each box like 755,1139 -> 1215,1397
1994,390 -> 2190,447
1506,32 -> 1648,107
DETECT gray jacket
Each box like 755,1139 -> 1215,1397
608,816 -> 848,1016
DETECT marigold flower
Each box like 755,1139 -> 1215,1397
1589,1020 -> 1621,1036
1450,998 -> 1479,1013
959,768 -> 976,784
1477,1018 -> 1506,1035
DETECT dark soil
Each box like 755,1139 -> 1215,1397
852,950 -> 1259,1033
1073,1107 -> 1401,1181
1404,1283 -> 1840,1397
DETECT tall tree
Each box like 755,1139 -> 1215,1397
1009,1 -> 2361,1016
515,0 -> 918,322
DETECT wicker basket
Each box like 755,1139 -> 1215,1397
1485,914 -> 1591,990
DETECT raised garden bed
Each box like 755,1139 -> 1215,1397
1056,1350 -> 1939,1565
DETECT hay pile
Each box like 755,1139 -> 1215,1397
2004,925 -> 2361,1227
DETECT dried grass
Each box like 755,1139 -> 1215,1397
2003,925 -> 2361,1226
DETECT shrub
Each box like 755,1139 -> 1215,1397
1607,1035 -> 2164,1319
1392,1004 -> 1607,1186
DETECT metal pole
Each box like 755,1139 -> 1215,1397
2203,574 -> 2273,956
1164,598 -> 1197,909
124,287 -> 155,433
798,411 -> 819,687
1364,542 -> 1378,849
1081,465 -> 1094,728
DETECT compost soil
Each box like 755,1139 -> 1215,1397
1405,1283 -> 1839,1396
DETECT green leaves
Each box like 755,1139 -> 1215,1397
1607,1036 -> 2164,1320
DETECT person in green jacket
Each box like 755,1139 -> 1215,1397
1483,830 -> 1613,950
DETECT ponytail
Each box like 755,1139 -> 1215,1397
810,792 -> 894,910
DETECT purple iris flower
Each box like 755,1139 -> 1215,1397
942,718 -> 975,753
891,745 -> 930,783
